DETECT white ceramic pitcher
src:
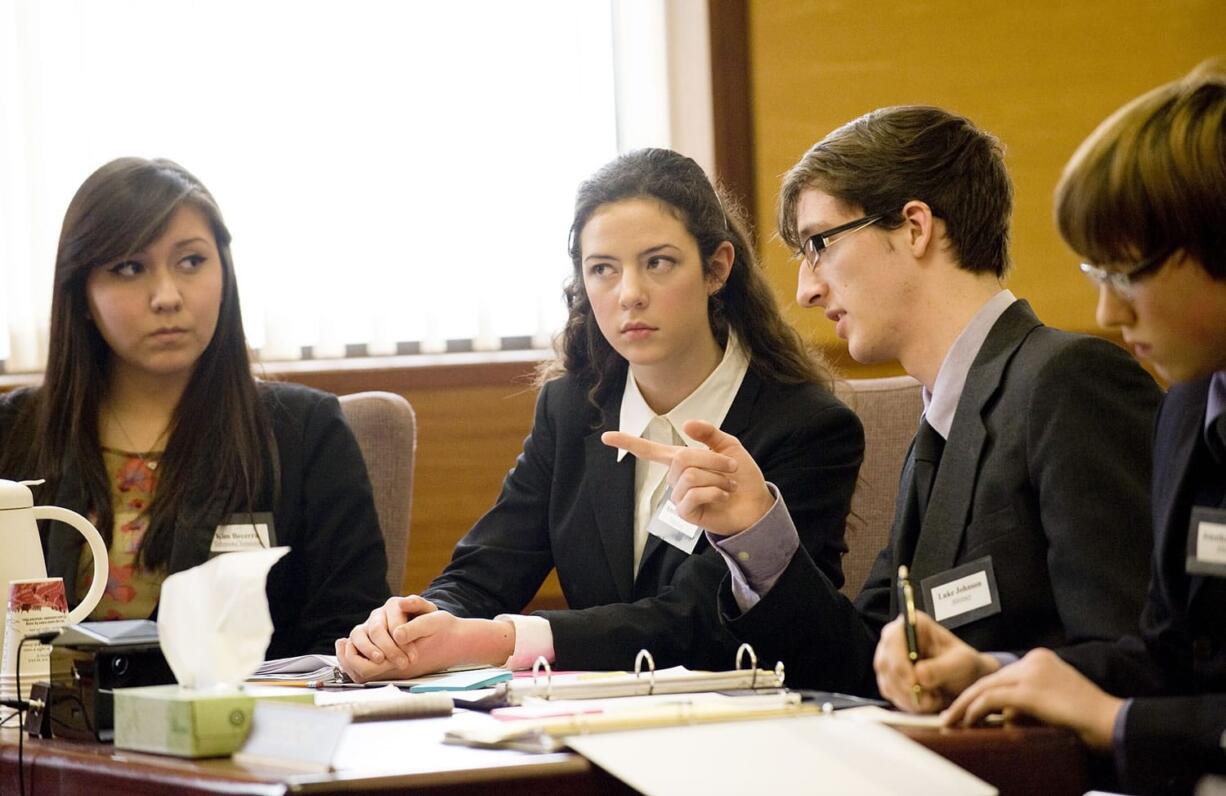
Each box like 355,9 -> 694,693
0,479 -> 108,628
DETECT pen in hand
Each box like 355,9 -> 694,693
897,565 -> 923,707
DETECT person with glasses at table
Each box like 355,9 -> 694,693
335,148 -> 863,682
871,61 -> 1226,795
606,106 -> 1161,695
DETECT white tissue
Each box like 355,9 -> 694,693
157,547 -> 290,690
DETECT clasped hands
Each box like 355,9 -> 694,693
336,595 -> 516,683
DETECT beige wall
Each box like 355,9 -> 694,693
748,0 -> 1226,356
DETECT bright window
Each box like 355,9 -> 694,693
1,0 -> 660,370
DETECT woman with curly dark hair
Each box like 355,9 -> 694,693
339,148 -> 863,680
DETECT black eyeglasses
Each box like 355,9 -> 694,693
800,208 -> 900,269
1079,249 -> 1173,298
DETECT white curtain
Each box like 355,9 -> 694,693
0,0 -> 713,372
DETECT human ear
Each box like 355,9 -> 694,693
707,240 -> 735,294
902,200 -> 936,259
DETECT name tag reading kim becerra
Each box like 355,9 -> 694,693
210,512 -> 277,555
919,556 -> 1002,630
1185,506 -> 1226,577
646,486 -> 702,555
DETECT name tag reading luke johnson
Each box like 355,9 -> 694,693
919,556 -> 1002,630
210,512 -> 277,555
1185,506 -> 1226,577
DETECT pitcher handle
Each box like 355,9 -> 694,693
32,506 -> 109,624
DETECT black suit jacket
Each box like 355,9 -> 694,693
723,301 -> 1161,692
1060,377 -> 1226,795
422,367 -> 864,671
0,382 -> 390,658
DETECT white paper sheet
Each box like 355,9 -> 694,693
564,715 -> 997,796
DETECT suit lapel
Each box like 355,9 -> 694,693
891,437 -> 920,562
586,429 -> 636,602
166,456 -> 233,574
910,301 -> 1041,582
582,377 -> 636,602
1170,382 -> 1213,609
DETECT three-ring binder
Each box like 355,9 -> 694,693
500,644 -> 784,703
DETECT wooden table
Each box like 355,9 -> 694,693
1,715 -> 1087,795
899,724 -> 1088,796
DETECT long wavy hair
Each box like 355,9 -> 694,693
0,157 -> 273,571
540,148 -> 829,414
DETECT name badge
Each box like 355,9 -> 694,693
647,486 -> 701,555
919,556 -> 1002,630
1185,506 -> 1226,577
210,512 -> 277,555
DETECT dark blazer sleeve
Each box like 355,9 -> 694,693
1020,338 -> 1156,645
543,397 -> 863,671
711,394 -> 878,694
265,386 -> 390,656
1120,695 -> 1226,794
1057,382 -> 1226,794
421,382 -> 559,618
724,544 -> 880,693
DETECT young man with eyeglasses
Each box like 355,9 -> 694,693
867,63 -> 1226,794
605,105 -> 1161,695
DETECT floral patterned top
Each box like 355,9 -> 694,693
75,449 -> 167,620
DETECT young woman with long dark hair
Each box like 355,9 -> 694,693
0,157 -> 389,657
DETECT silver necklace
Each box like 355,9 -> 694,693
108,405 -> 169,471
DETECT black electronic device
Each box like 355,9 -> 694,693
33,620 -> 175,742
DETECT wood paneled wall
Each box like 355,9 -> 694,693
272,360 -> 565,605
743,0 -> 1226,355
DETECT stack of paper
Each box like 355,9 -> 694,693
251,653 -> 339,681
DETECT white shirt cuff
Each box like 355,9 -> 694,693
494,613 -> 555,670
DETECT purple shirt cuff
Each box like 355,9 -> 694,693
707,483 -> 799,614
1112,698 -> 1132,782
988,652 -> 1019,668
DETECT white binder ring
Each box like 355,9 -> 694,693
634,648 -> 657,695
531,656 -> 553,700
735,643 -> 758,688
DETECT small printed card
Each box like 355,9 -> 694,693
210,512 -> 277,554
1185,506 -> 1226,577
919,557 -> 1002,630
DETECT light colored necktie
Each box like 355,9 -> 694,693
634,416 -> 681,574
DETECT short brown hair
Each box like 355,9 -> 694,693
779,106 -> 1013,277
1055,58 -> 1226,281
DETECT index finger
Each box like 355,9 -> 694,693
601,431 -> 681,465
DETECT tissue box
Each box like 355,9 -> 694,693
113,684 -> 314,757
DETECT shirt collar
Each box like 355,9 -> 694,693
922,290 -> 1017,439
616,333 -> 750,461
1207,371 -> 1226,433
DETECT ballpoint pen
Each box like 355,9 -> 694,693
897,565 -> 923,707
